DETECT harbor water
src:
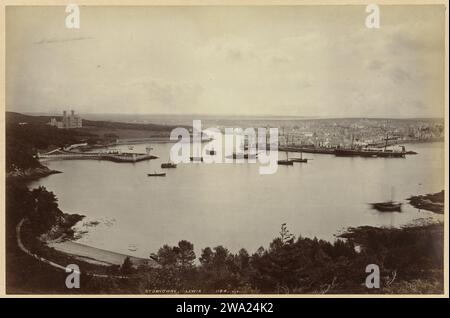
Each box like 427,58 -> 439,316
29,142 -> 444,258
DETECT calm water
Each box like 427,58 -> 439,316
29,142 -> 444,258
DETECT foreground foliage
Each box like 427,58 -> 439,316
6,180 -> 444,294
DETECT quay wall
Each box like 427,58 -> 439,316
38,152 -> 158,163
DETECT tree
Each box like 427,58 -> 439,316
151,241 -> 196,270
236,248 -> 250,270
199,247 -> 214,269
152,245 -> 179,267
120,257 -> 134,275
177,240 -> 196,269
280,223 -> 295,245
212,246 -> 230,269
27,186 -> 60,235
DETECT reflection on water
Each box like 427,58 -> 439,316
29,142 -> 444,258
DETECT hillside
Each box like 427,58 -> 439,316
6,111 -> 177,132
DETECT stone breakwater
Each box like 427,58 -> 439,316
38,150 -> 158,163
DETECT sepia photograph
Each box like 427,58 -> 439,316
2,1 -> 448,298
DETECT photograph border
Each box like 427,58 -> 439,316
0,0 -> 448,298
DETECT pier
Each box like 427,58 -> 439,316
279,145 -> 413,158
38,149 -> 158,163
278,145 -> 335,155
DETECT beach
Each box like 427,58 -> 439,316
47,240 -> 154,267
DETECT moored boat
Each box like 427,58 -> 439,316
277,160 -> 294,165
277,151 -> 294,165
147,172 -> 166,177
226,153 -> 258,159
335,134 -> 406,158
335,148 -> 406,158
290,151 -> 308,163
371,201 -> 402,212
370,186 -> 402,212
291,158 -> 308,163
161,162 -> 177,168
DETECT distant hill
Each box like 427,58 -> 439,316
6,111 -> 177,132
6,113 -> 99,172
6,112 -> 52,125
5,112 -> 184,172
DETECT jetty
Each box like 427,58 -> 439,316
279,145 -> 414,158
38,149 -> 158,163
278,145 -> 335,155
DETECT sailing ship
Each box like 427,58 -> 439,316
226,140 -> 258,160
335,134 -> 406,158
290,151 -> 308,163
277,151 -> 294,165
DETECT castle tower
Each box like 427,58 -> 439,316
62,110 -> 68,128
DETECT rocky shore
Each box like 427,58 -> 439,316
6,166 -> 61,180
408,190 -> 444,214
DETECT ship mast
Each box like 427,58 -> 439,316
384,120 -> 389,151
384,133 -> 389,151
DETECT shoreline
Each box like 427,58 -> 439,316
407,190 -> 445,214
14,141 -> 445,279
46,240 -> 154,267
6,166 -> 62,181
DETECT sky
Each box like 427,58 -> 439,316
6,5 -> 446,118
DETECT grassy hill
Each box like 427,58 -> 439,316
5,111 -> 186,172
6,111 -> 183,140
6,111 -> 177,131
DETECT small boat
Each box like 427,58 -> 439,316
148,172 -> 166,177
128,146 -> 134,150
291,151 -> 308,163
226,153 -> 258,159
370,186 -> 402,212
161,162 -> 177,168
371,201 -> 402,212
277,151 -> 293,165
190,156 -> 203,162
291,158 -> 308,163
277,160 -> 293,165
128,244 -> 138,252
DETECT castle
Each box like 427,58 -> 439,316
48,110 -> 82,129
